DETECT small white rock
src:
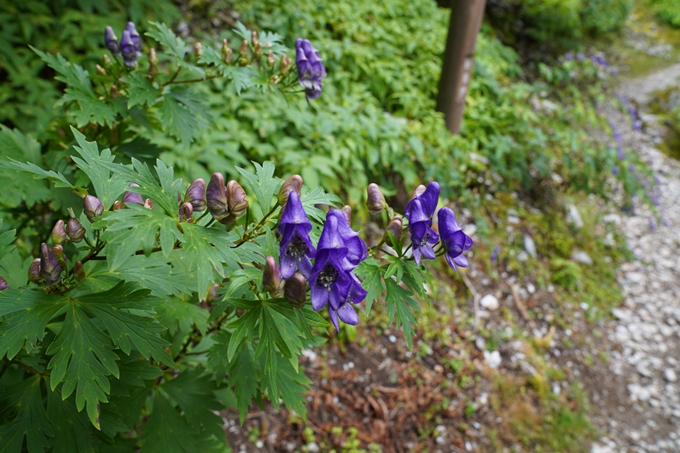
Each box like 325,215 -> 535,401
524,234 -> 537,257
484,350 -> 502,369
480,294 -> 499,310
665,369 -> 678,382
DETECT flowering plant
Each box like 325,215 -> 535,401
0,20 -> 472,452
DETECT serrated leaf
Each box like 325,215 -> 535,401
145,22 -> 188,59
70,127 -> 127,208
46,389 -> 95,453
226,344 -> 260,423
0,158 -> 74,190
157,89 -> 207,144
141,392 -> 197,453
0,376 -> 53,453
0,126 -> 52,207
354,259 -> 384,316
59,90 -> 117,126
0,229 -> 16,258
155,296 -> 209,336
223,66 -> 259,94
300,186 -> 341,223
124,72 -> 162,108
272,356 -> 312,421
236,161 -> 279,214
181,224 -> 240,296
384,278 -> 420,350
226,306 -> 261,362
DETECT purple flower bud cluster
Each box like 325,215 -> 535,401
618,96 -> 642,131
608,120 -> 626,160
295,39 -> 327,101
490,245 -> 501,264
104,22 -> 143,67
204,173 -> 248,226
564,52 -> 617,75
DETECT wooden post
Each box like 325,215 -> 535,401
436,0 -> 487,134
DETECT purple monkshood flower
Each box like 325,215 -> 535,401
125,22 -> 142,56
278,191 -> 316,279
576,53 -> 585,61
309,214 -> 366,331
120,30 -> 137,67
490,245 -> 500,263
104,26 -> 121,56
325,210 -> 367,267
295,38 -> 327,101
563,52 -> 574,61
437,208 -> 473,272
612,166 -> 620,176
404,182 -> 440,265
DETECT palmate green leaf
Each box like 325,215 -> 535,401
0,126 -> 52,207
236,161 -> 280,214
161,369 -> 224,441
355,259 -> 385,315
214,341 -> 259,424
266,355 -> 312,421
0,288 -> 66,359
223,66 -> 259,94
146,22 -> 188,59
300,186 -> 341,223
384,278 -> 420,350
46,389 -> 95,453
124,72 -> 162,108
226,305 -> 261,362
31,47 -> 93,95
70,127 -> 128,208
158,87 -> 209,144
59,89 -> 117,127
0,376 -> 53,453
0,229 -> 16,259
155,296 -> 208,336
46,303 -> 119,429
0,158 -> 75,190
140,392 -> 197,453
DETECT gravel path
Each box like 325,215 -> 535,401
591,69 -> 680,453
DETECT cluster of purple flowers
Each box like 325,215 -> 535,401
295,39 -> 326,101
273,180 -> 367,331
608,120 -> 626,161
563,52 -> 617,75
618,96 -> 642,131
104,22 -> 143,66
404,182 -> 474,272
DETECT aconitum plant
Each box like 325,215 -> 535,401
0,20 -> 473,453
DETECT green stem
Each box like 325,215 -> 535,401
233,203 -> 279,248
164,74 -> 220,86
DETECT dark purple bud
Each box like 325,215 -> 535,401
51,220 -> 67,245
179,202 -> 193,222
83,195 -> 104,223
143,198 -> 153,209
284,272 -> 307,308
263,256 -> 284,297
207,172 -> 229,222
104,26 -> 120,56
278,174 -> 303,208
185,178 -> 207,211
40,243 -> 62,286
125,22 -> 142,55
341,205 -> 352,223
384,216 -> 403,242
28,258 -> 42,284
490,245 -> 500,263
73,261 -> 86,282
113,200 -> 123,211
226,180 -> 248,217
120,30 -> 138,67
0,277 -> 7,291
367,183 -> 386,216
123,183 -> 143,206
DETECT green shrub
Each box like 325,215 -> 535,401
648,0 -> 680,27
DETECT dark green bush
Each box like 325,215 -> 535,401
647,0 -> 680,27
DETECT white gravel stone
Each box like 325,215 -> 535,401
665,369 -> 678,383
480,294 -> 499,310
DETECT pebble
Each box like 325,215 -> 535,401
480,294 -> 499,310
484,350 -> 502,369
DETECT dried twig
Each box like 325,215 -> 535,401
511,284 -> 537,329
459,269 -> 481,331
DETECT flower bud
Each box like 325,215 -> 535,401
73,261 -> 86,281
207,172 -> 229,221
384,216 -> 403,242
263,256 -> 284,297
252,31 -> 260,47
110,85 -> 120,98
221,39 -> 233,64
83,195 -> 104,223
238,39 -> 249,66
278,174 -> 303,208
148,48 -> 158,76
194,42 -> 203,57
0,277 -> 7,291
226,180 -> 248,217
121,30 -> 138,67
51,244 -> 68,268
143,198 -> 153,209
104,26 -> 120,56
125,21 -> 143,55
113,200 -> 123,211
284,273 -> 307,308
341,205 -> 352,223
206,284 -> 220,303
102,53 -> 113,68
267,50 -> 276,67
280,54 -> 292,75
123,183 -> 143,206
179,202 -> 193,222
40,243 -> 62,286
95,64 -> 107,75
51,220 -> 67,245
185,178 -> 206,211
254,41 -> 263,59
412,184 -> 426,198
28,258 -> 42,284
367,183 -> 386,216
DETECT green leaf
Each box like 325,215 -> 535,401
227,344 -> 260,423
59,90 -> 117,127
223,66 -> 259,94
300,186 -> 341,223
70,127 -> 127,208
0,158 -> 75,190
0,376 -> 53,453
124,72 -> 162,108
355,259 -> 384,316
181,224 -> 240,296
31,47 -> 93,95
141,392 -> 197,453
146,22 -> 188,59
384,278 -> 420,350
157,88 -> 208,144
236,161 -> 280,214
226,305 -> 261,362
0,229 -> 16,259
271,355 -> 312,421
46,389 -> 96,453
0,288 -> 65,360
0,126 -> 52,207
155,296 -> 208,336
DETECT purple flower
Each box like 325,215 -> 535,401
576,53 -> 585,61
490,245 -> 500,263
125,22 -> 142,55
295,38 -> 327,100
104,26 -> 120,56
123,183 -> 143,206
278,191 -> 316,279
404,181 -> 440,265
325,210 -> 367,267
40,243 -> 62,286
437,208 -> 473,272
120,30 -> 137,67
309,214 -> 366,331
612,166 -> 620,176
564,52 -> 574,61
